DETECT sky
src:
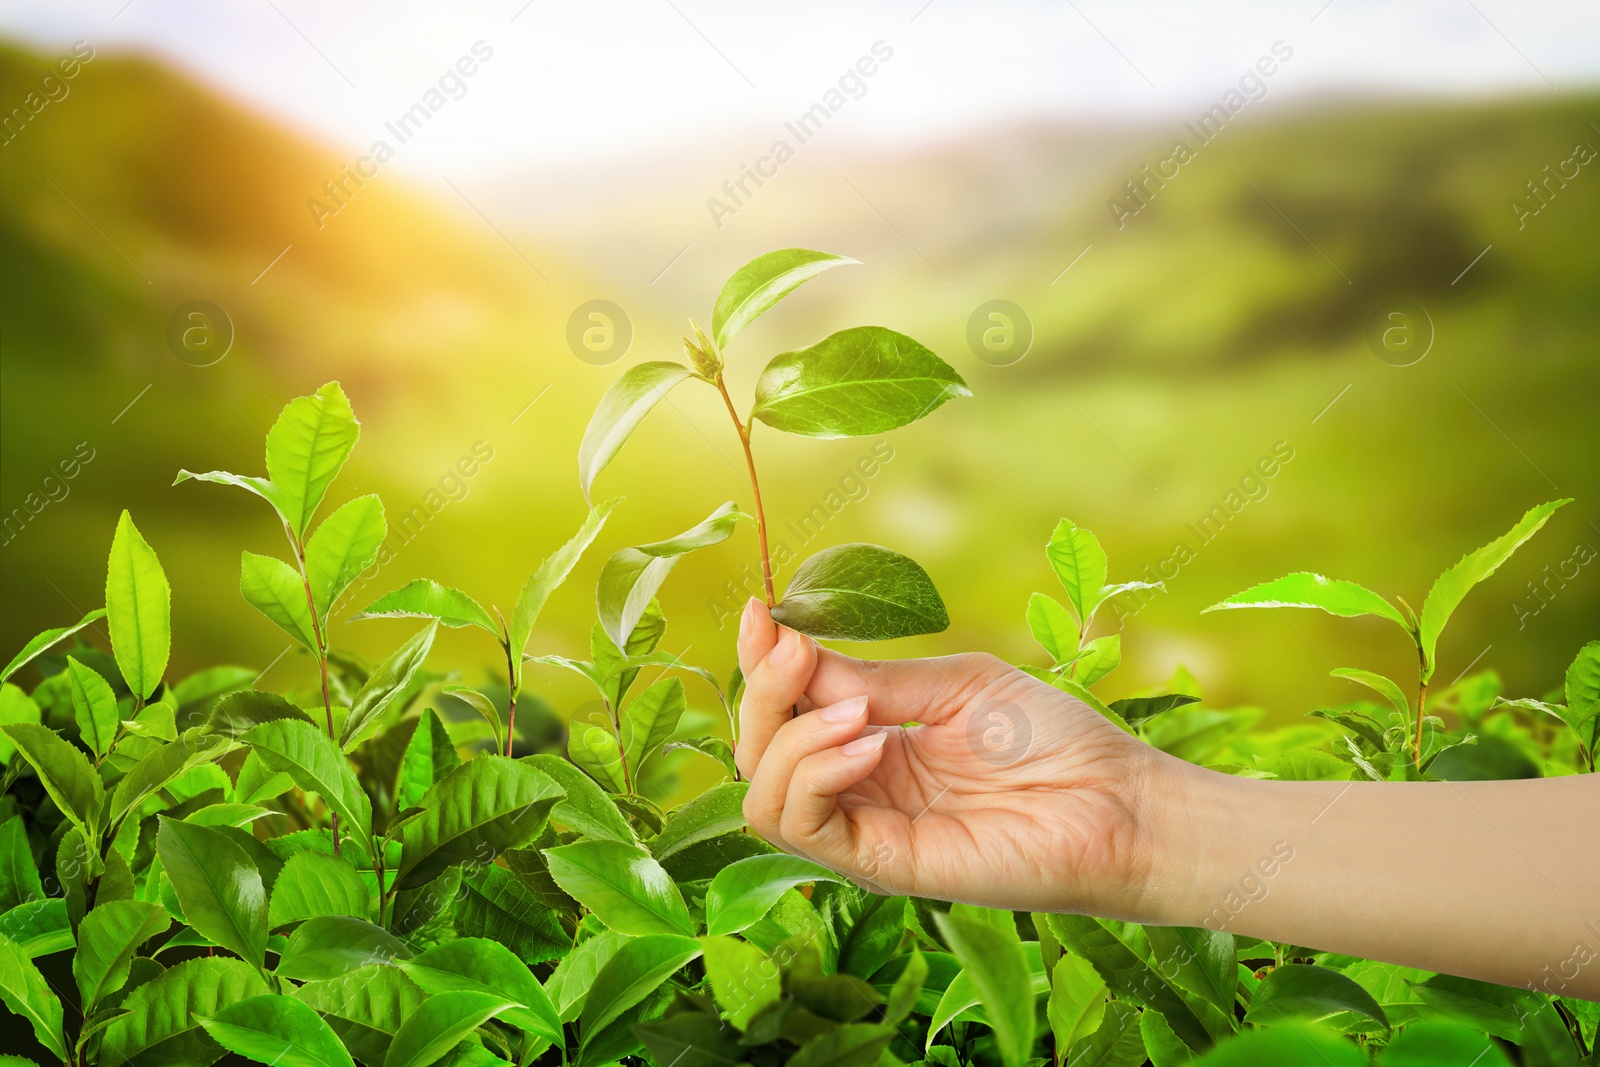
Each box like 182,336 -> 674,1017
1,0 -> 1596,181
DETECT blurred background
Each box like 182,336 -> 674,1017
2,1 -> 1596,738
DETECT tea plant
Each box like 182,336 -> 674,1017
1,274 -> 1596,1067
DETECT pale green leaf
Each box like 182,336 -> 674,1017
66,655 -> 119,757
354,580 -> 497,634
1,609 -> 107,685
1204,571 -> 1410,630
510,500 -> 620,678
578,362 -> 693,501
340,621 -> 438,750
106,510 -> 171,700
704,854 -> 849,935
266,382 -> 361,539
712,248 -> 857,350
597,502 -> 741,649
544,839 -> 693,936
196,993 -> 356,1067
305,495 -> 386,621
240,551 -> 319,653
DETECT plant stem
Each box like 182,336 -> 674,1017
502,638 -> 518,759
608,701 -> 633,793
1413,642 -> 1429,766
712,372 -> 775,606
288,520 -> 341,855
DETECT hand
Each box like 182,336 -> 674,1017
734,599 -> 1176,919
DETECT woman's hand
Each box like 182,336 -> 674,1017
734,599 -> 1179,920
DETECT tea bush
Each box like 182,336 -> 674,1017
1,251 -> 1594,1067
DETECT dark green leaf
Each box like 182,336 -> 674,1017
65,656 -> 119,757
580,934 -> 702,1040
341,621 -> 439,750
196,993 -> 356,1067
0,815 -> 43,913
106,510 -> 172,700
99,956 -> 271,1067
1204,572 -> 1410,630
400,938 -> 562,1043
934,910 -> 1036,1067
240,551 -> 320,653
1146,925 -> 1236,1016
396,756 -> 563,890
578,361 -> 694,501
772,543 -> 949,641
294,964 -> 427,1066
1,609 -> 107,685
634,1007 -> 745,1067
265,381 -> 361,539
268,851 -> 371,928
208,689 -> 317,739
788,1023 -> 895,1067
73,899 -> 169,1013
456,865 -> 569,965
598,502 -> 741,649
704,854 -> 849,935
244,719 -> 373,860
398,708 -> 461,811
521,753 -> 637,844
0,932 -> 67,1061
276,915 -> 413,980
652,782 -> 748,860
821,884 -> 906,980
306,495 -> 387,622
712,248 -> 857,349
885,947 -> 927,1024
545,839 -> 693,936
355,580 -> 498,634
384,991 -> 517,1067
1245,963 -> 1388,1032
751,326 -> 968,438
156,817 -> 268,968
1,722 -> 104,840
1108,693 -> 1202,726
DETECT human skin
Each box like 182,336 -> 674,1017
733,599 -> 1600,1000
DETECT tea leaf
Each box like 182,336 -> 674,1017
1245,963 -> 1388,1032
1047,954 -> 1108,1051
651,782 -> 748,861
1204,572 -> 1410,630
340,621 -> 438,750
664,735 -> 737,779
712,248 -> 857,350
268,851 -> 370,928
196,993 -> 355,1067
598,502 -> 741,649
885,948 -> 929,1025
0,816 -> 43,914
1564,640 -> 1600,752
106,510 -> 171,700
2,608 -> 107,685
521,752 -> 637,844
243,719 -> 373,859
384,991 -> 519,1067
634,1009 -> 745,1067
276,916 -> 413,981
355,580 -> 498,634
579,362 -> 694,501
400,938 -> 561,1042
156,817 -> 268,968
293,964 -> 426,1066
397,708 -> 460,811
1146,925 -> 1236,1017
2,898 -> 72,958
208,690 -> 317,738
1065,999 -> 1143,1067
1418,499 -> 1571,679
1107,693 -> 1200,727
704,854 -> 849,935
172,468 -> 289,525
1372,1022 -> 1512,1067
567,722 -> 626,793
621,677 -> 687,775
305,495 -> 386,621
395,756 -> 564,890
546,930 -> 629,1021
934,910 -> 1036,1067
1026,592 -> 1079,663
1139,1009 -> 1194,1067
73,900 -> 169,1014
511,499 -> 621,680
266,382 -> 361,539
240,552 -> 319,653
699,935 -> 778,1029
544,840 -> 693,936
442,684 -> 504,758
0,932 -> 68,1061
0,723 -> 104,841
1330,667 -> 1411,718
1045,519 -> 1108,625
579,934 -> 702,1039
456,866 -> 569,966
1070,634 -> 1121,688
108,734 -> 231,832
65,656 -> 119,757
772,543 -> 949,641
751,326 -> 969,438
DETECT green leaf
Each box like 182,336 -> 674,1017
1564,640 -> 1600,752
1204,572 -> 1410,630
578,362 -> 694,501
1177,1025 -> 1364,1066
712,248 -> 857,350
1048,953 -> 1108,1051
396,756 -> 564,890
156,817 -> 268,968
772,543 -> 949,641
1371,1021 -> 1513,1067
341,621 -> 439,750
699,935 -> 778,1030
1244,963 -> 1389,1032
651,782 -> 748,860
1107,693 -> 1201,727
545,930 -> 628,1020
306,495 -> 387,621
1418,500 -> 1570,679
65,656 -> 119,757
621,677 -> 687,774
2,609 -> 107,685
1330,667 -> 1411,718
521,753 -> 637,843
1026,593 -> 1079,663
276,915 -> 413,980
0,933 -> 67,1061
1,722 -> 104,840
885,948 -> 928,1024
1065,999 -> 1144,1067
1139,1010 -> 1195,1067
398,708 -> 461,811
106,510 -> 172,700
442,685 -> 504,761
355,580 -> 498,634
1145,925 -> 1236,1016
294,964 -> 426,1066
240,551 -> 320,653
400,938 -> 562,1043
822,884 -> 906,980
598,502 -> 741,649
269,851 -> 371,928
1045,518 -> 1108,624
208,689 -> 317,738
0,815 -> 43,913
243,719 -> 373,859
934,910 -> 1036,1067
704,854 -> 849,935
510,500 -> 621,681
1070,634 -> 1121,688
108,734 -> 230,832
384,991 -> 518,1067
99,956 -> 271,1067
172,468 -> 288,525
787,1023 -> 895,1067
751,326 -> 968,438
634,1003 -> 745,1067
544,840 -> 693,936
266,381 -> 361,539
2,899 -> 72,958
580,934 -> 702,1040
456,866 -> 569,965
664,735 -> 737,779
196,993 -> 356,1067
0,685 -> 41,765
73,900 -> 169,1013
567,723 -> 626,793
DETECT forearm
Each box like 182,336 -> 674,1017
1145,760 -> 1600,998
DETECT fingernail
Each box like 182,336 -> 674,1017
818,696 -> 867,723
769,627 -> 802,666
841,732 -> 888,757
